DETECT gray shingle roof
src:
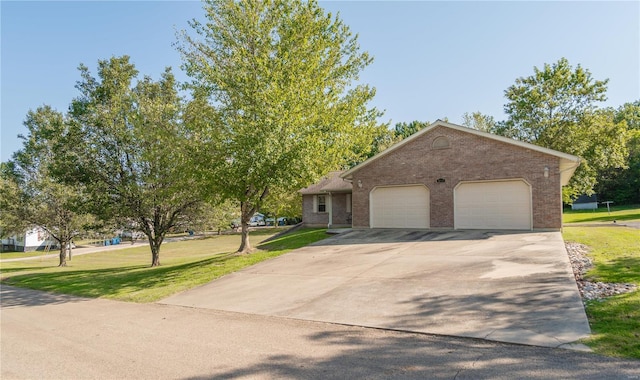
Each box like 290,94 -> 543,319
300,170 -> 352,194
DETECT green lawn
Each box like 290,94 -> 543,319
563,204 -> 640,224
0,250 -> 55,260
563,226 -> 640,359
0,228 -> 328,303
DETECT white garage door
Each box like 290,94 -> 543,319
455,180 -> 532,230
370,185 -> 429,228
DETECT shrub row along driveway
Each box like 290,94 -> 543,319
161,229 -> 591,349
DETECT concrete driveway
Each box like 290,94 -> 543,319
161,229 -> 591,349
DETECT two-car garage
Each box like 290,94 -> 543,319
328,121 -> 580,231
369,180 -> 532,230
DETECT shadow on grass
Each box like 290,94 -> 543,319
585,291 -> 640,359
564,206 -> 640,223
2,254 -> 235,301
1,228 -> 330,304
588,256 -> 640,284
0,266 -> 55,274
258,229 -> 328,252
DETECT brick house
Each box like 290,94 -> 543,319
301,121 -> 580,230
300,171 -> 352,228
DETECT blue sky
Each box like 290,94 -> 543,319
2,1 -> 639,162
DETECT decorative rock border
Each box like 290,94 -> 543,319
565,242 -> 637,302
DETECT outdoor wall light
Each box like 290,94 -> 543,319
544,166 -> 549,178
357,180 -> 363,188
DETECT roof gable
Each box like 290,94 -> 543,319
341,121 -> 580,186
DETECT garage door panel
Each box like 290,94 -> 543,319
455,181 -> 531,230
371,186 -> 429,228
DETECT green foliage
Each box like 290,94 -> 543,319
68,56 -> 202,266
352,122 -> 392,162
596,101 -> 640,204
1,228 -> 328,303
503,58 -> 628,201
614,100 -> 640,130
364,120 -> 432,159
461,112 -> 496,133
0,169 -> 27,239
261,191 -> 302,222
187,200 -> 240,233
392,120 -> 430,139
0,106 -> 96,266
177,0 -> 382,251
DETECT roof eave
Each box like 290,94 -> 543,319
559,157 -> 581,186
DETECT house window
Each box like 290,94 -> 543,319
346,194 -> 352,213
317,195 -> 326,213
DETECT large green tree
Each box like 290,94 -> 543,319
0,106 -> 95,266
596,101 -> 640,204
69,56 -> 201,266
392,120 -> 430,140
178,0 -> 381,252
261,190 -> 302,225
503,58 -> 628,201
461,112 -> 497,133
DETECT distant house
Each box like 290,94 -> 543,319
571,194 -> 598,210
0,227 -> 55,252
300,121 -> 581,230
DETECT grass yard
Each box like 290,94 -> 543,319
563,204 -> 640,224
0,228 -> 328,303
563,225 -> 640,359
0,250 -> 55,260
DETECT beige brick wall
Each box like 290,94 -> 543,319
351,126 -> 563,229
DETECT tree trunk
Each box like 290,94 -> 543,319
238,222 -> 252,253
150,240 -> 161,267
58,241 -> 67,267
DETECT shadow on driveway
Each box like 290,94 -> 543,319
161,230 -> 591,349
184,329 -> 639,380
0,285 -> 90,308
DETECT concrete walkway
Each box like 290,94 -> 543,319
161,229 -> 591,349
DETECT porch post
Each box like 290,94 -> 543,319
327,192 -> 333,229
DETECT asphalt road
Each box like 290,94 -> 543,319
2,286 -> 639,380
